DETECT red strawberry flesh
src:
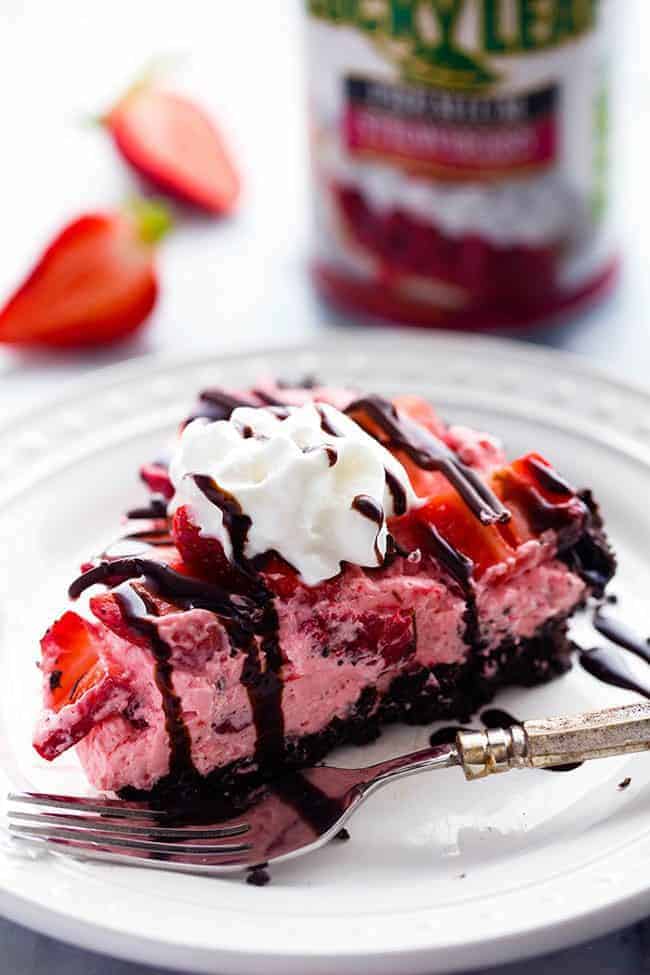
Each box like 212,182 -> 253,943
0,204 -> 169,348
107,88 -> 240,215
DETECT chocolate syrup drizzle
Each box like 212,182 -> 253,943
114,583 -> 195,779
251,389 -> 285,407
351,495 -> 384,562
419,523 -> 479,648
116,528 -> 173,549
344,395 -> 510,526
384,469 -> 407,517
68,558 -> 253,626
126,496 -> 169,520
186,389 -> 256,425
315,404 -> 342,438
496,468 -> 581,544
190,475 -> 285,769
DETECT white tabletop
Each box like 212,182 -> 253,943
1,1 -> 650,971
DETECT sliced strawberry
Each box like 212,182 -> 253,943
492,452 -> 585,547
0,201 -> 171,348
393,490 -> 515,578
35,612 -> 132,760
172,505 -> 306,597
41,612 -> 104,712
104,83 -> 240,215
90,592 -> 151,647
140,462 -> 174,499
257,552 -> 302,600
171,505 -> 242,587
391,451 -> 586,579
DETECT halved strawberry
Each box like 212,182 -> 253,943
0,201 -> 171,348
104,81 -> 240,215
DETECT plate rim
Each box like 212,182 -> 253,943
4,326 -> 650,438
2,327 -> 650,974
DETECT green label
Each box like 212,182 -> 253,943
308,0 -> 599,89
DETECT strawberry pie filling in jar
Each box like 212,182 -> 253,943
306,0 -> 617,330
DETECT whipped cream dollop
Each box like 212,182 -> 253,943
168,402 -> 418,586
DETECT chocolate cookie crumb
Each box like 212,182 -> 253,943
605,593 -> 618,605
618,777 -> 631,791
335,828 -> 350,841
246,864 -> 271,886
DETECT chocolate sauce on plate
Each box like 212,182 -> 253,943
592,613 -> 650,665
579,646 -> 650,699
246,864 -> 271,886
428,725 -> 474,746
272,773 -> 345,836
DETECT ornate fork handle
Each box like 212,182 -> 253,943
357,702 -> 650,793
458,702 -> 650,780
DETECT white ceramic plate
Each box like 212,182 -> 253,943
2,329 -> 650,975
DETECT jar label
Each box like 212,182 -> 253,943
307,0 -> 615,326
344,76 -> 559,178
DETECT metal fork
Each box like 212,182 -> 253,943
8,701 -> 650,877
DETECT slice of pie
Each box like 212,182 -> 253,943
34,380 -> 615,798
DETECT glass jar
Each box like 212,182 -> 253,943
306,0 -> 617,330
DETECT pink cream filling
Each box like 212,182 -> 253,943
70,543 -> 584,793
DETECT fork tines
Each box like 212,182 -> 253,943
7,792 -> 253,874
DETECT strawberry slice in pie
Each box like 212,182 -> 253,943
33,381 -> 615,798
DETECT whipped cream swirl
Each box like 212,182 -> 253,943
169,403 -> 418,586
